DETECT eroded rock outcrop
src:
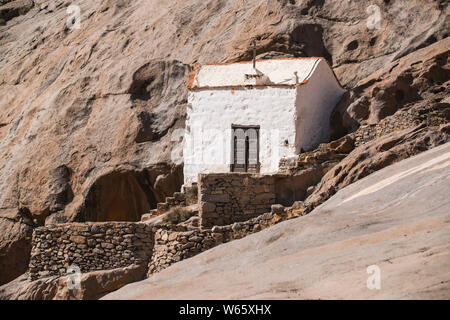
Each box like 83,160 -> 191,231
331,37 -> 450,138
0,265 -> 145,300
0,0 -> 33,25
307,123 -> 450,208
0,208 -> 35,285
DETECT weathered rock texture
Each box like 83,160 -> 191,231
281,37 -> 450,209
0,208 -> 35,284
306,124 -> 450,208
0,264 -> 146,300
0,0 -> 33,25
53,264 -> 146,300
199,173 -> 276,227
331,37 -> 450,138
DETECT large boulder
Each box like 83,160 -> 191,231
0,209 -> 35,285
0,264 -> 146,300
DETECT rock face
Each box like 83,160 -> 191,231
28,222 -> 153,280
0,0 -> 448,290
0,273 -> 59,300
0,0 -> 447,221
104,143 -> 450,299
0,0 -> 33,25
0,265 -> 146,300
331,37 -> 450,138
294,37 -> 450,209
307,124 -> 450,208
53,264 -> 146,300
0,208 -> 35,285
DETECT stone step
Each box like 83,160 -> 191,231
141,209 -> 163,222
165,197 -> 175,205
173,192 -> 185,202
157,202 -> 169,213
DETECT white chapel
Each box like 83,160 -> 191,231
183,57 -> 345,185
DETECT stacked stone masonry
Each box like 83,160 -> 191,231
29,222 -> 153,280
28,202 -> 307,281
145,183 -> 198,220
199,173 -> 276,228
147,210 -> 293,275
147,202 -> 308,275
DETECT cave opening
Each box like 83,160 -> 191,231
346,40 -> 359,51
80,167 -> 182,222
82,170 -> 156,222
395,89 -> 405,104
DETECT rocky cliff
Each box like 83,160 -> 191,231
0,0 -> 449,289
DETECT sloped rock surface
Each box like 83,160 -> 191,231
104,142 -> 450,300
306,124 -> 450,208
0,273 -> 59,300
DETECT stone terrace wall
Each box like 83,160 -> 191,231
148,211 -> 278,275
199,173 -> 276,228
28,203 -> 308,280
29,222 -> 153,280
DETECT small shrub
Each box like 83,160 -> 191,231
185,184 -> 198,205
163,207 -> 193,224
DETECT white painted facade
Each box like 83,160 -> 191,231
183,58 -> 345,185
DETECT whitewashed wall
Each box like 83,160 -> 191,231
295,60 -> 346,152
184,87 -> 298,184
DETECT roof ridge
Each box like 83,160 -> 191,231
187,57 -> 345,91
203,56 -> 324,67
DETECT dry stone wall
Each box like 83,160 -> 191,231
28,205 -> 307,281
144,183 -> 198,221
146,205 -> 309,276
29,222 -> 153,280
199,173 -> 276,228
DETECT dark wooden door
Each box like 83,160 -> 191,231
231,126 -> 260,173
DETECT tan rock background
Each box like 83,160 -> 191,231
0,0 -> 448,285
